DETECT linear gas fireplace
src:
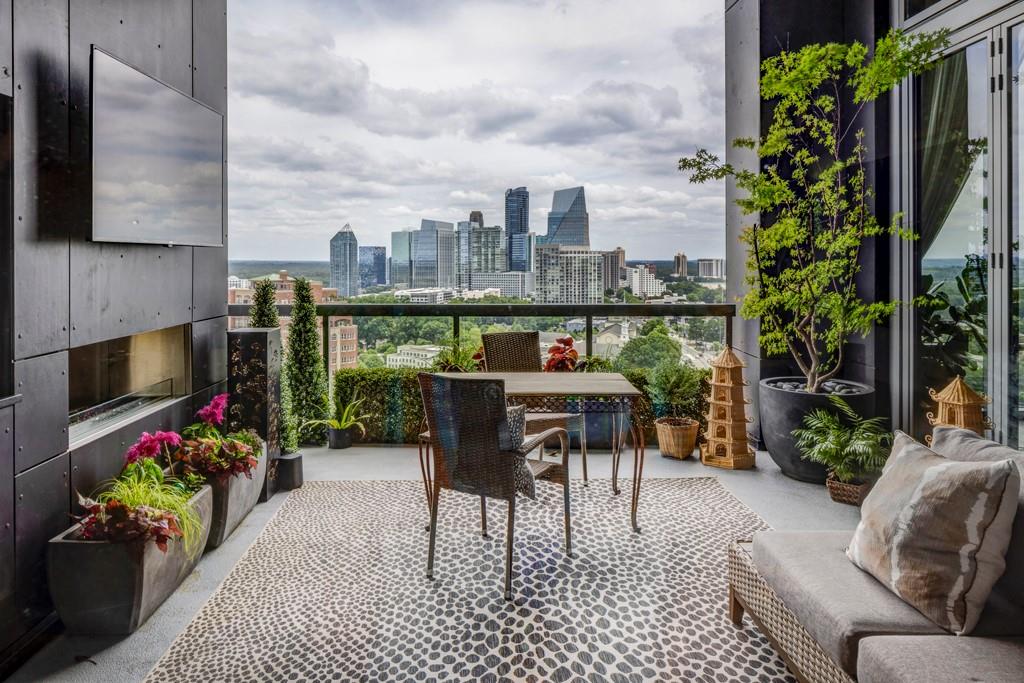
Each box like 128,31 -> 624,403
69,324 -> 192,444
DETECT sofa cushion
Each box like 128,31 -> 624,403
847,431 -> 1019,635
931,425 -> 1024,635
857,635 -> 1024,683
752,530 -> 945,676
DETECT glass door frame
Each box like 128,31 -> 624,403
895,3 -> 1024,443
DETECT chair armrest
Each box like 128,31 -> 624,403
516,427 -> 568,456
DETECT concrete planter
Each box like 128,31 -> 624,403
46,485 -> 213,635
206,445 -> 268,550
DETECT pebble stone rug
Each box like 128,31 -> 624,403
145,478 -> 795,682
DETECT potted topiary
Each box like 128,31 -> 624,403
792,395 -> 891,506
174,394 -> 266,549
48,433 -> 212,634
303,391 -> 370,449
678,29 -> 948,482
650,360 -> 710,460
286,277 -> 331,446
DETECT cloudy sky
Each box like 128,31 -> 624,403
226,0 -> 725,261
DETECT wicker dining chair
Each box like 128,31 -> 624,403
418,373 -> 572,600
481,331 -> 589,484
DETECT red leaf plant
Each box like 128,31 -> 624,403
544,336 -> 579,372
175,394 -> 263,482
74,494 -> 183,553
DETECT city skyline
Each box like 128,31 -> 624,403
225,0 -> 726,261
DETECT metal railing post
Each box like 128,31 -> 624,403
726,313 -> 733,348
322,314 -> 331,381
585,314 -> 593,357
452,315 -> 460,349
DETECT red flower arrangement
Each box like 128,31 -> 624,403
75,494 -> 183,553
544,336 -> 579,372
174,394 -> 263,482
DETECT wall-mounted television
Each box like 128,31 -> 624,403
91,47 -> 224,247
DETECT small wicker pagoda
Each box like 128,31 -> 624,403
700,346 -> 755,470
927,375 -> 991,437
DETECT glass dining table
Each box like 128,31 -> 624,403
429,371 -> 648,532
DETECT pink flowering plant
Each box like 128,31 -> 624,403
175,394 -> 263,482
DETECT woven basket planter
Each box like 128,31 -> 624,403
655,417 -> 699,460
825,475 -> 871,506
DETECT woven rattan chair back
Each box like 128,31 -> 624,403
482,331 -> 542,372
418,373 -> 517,500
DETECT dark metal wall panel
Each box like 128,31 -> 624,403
192,0 -> 226,114
13,351 -> 67,473
67,0 -> 195,348
69,396 -> 191,510
0,91 -> 12,398
13,452 -> 68,642
0,406 -> 14,652
192,315 -> 227,391
192,379 -> 226,417
12,0 -> 70,359
191,0 -> 227,322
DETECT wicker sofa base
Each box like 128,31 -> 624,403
728,541 -> 854,683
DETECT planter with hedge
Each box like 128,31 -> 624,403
48,434 -> 212,635
649,361 -> 710,460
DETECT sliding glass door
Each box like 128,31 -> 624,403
913,39 -> 991,438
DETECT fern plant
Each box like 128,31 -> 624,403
792,396 -> 891,482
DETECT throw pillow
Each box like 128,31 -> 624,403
930,426 -> 1024,634
847,431 -> 1020,635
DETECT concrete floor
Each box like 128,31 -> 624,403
11,445 -> 860,683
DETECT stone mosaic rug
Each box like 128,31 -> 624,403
145,479 -> 793,682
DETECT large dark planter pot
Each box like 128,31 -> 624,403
47,485 -> 213,635
759,378 -> 874,483
328,427 -> 352,449
206,445 -> 268,550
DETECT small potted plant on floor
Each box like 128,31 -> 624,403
792,395 -> 891,506
174,393 -> 266,549
47,433 -> 212,634
650,360 -> 710,460
304,391 -> 370,449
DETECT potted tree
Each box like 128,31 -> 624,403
650,361 -> 709,460
48,433 -> 212,634
174,394 -> 266,549
792,395 -> 891,506
678,29 -> 948,482
286,277 -> 331,445
303,391 -> 370,449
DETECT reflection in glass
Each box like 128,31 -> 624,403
91,48 -> 223,247
914,41 -> 989,438
1011,26 -> 1024,446
906,0 -> 951,18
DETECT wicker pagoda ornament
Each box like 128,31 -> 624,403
700,346 -> 755,470
927,375 -> 991,437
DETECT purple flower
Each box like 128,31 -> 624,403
197,393 -> 229,426
125,431 -> 182,464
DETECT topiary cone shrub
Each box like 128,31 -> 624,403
285,278 -> 330,445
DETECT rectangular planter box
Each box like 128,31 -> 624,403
46,485 -> 213,635
206,445 -> 268,550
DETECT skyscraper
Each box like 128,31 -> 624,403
504,187 -> 530,271
412,219 -> 456,288
534,244 -> 602,304
601,247 -> 626,292
469,210 -> 484,227
543,186 -> 589,247
390,229 -> 414,288
674,252 -> 688,277
329,224 -> 359,297
358,246 -> 387,288
457,222 -> 508,290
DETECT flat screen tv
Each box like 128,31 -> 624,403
91,47 -> 224,247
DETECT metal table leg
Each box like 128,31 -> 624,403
629,419 -> 646,533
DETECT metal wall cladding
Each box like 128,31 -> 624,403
68,0 -> 196,348
0,406 -> 14,652
12,0 -> 70,359
0,0 -> 11,98
69,396 -> 191,512
192,316 -> 228,392
13,452 -> 68,641
13,351 -> 68,473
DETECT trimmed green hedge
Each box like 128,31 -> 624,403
332,366 -> 704,445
